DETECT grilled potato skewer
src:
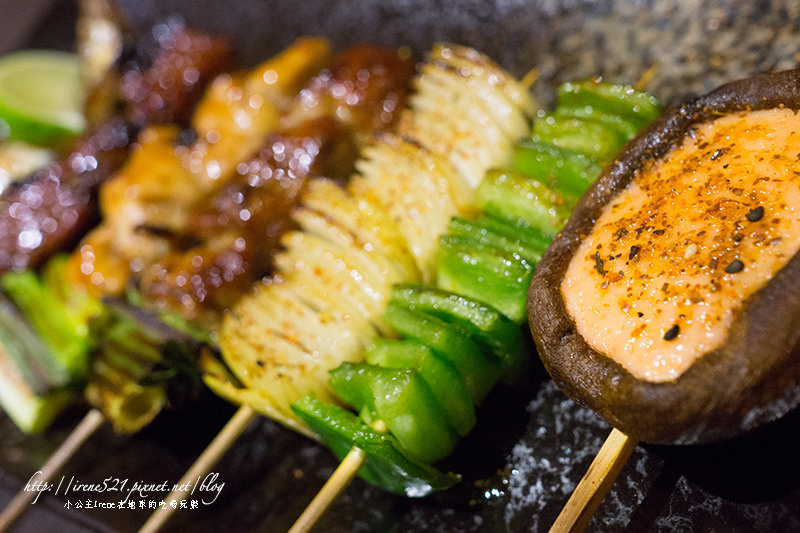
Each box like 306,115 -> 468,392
142,44 -> 536,532
209,43 -> 536,432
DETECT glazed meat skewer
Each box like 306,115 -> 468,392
0,28 -> 417,531
0,18 -> 234,275
0,19 -> 237,530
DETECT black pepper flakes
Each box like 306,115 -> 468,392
725,259 -> 745,273
746,206 -> 765,222
710,147 -> 730,160
594,251 -> 606,276
629,245 -> 641,261
664,324 -> 680,341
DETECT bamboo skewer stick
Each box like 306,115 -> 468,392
288,417 -> 386,532
288,447 -> 366,533
137,404 -> 256,533
287,416 -> 632,533
549,428 -> 638,533
0,408 -> 106,532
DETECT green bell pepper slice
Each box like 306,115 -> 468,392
511,139 -> 602,198
383,301 -> 504,403
435,235 -> 534,325
389,283 -> 526,376
531,113 -> 630,163
446,215 -> 549,265
555,79 -> 663,132
476,168 -> 575,237
292,394 -> 460,496
365,338 -> 476,437
329,362 -> 458,463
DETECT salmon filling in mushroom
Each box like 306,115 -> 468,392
562,107 -> 800,382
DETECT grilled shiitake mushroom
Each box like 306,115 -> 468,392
528,68 -> 800,445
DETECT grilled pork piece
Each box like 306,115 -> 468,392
0,21 -> 235,274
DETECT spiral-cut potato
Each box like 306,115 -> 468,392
209,44 -> 536,433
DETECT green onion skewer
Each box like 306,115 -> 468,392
0,292 -> 211,531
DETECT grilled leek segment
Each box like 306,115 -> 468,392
211,44 -> 537,432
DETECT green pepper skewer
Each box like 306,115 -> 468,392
285,80 -> 662,532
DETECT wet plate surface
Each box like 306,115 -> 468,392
3,1 -> 800,531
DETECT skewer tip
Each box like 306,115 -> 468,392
287,446 -> 366,533
549,428 -> 637,533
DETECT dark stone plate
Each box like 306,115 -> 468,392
3,1 -> 800,531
